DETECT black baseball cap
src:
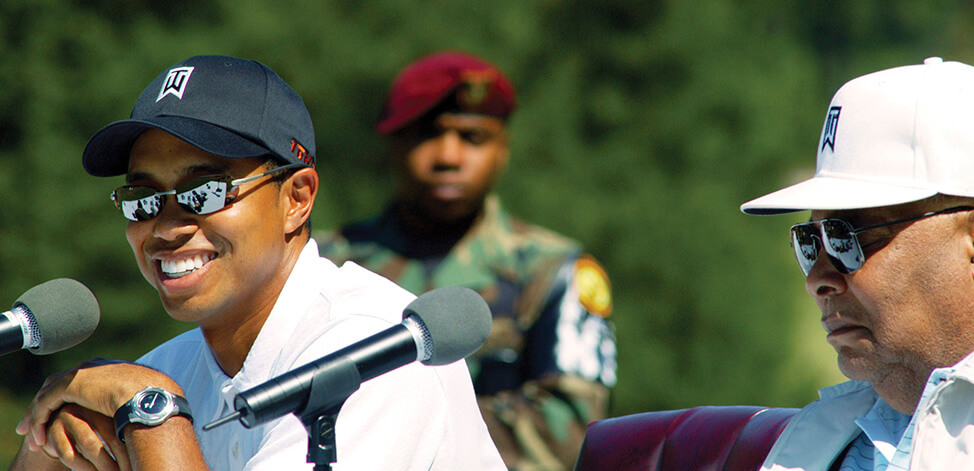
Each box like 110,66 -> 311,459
82,55 -> 316,177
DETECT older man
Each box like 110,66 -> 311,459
742,57 -> 974,470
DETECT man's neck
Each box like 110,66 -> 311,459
871,368 -> 928,415
200,236 -> 308,377
393,200 -> 483,254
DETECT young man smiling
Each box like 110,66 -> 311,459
742,57 -> 974,470
11,55 -> 504,470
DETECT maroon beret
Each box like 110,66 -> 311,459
376,51 -> 516,134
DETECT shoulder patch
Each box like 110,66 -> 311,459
573,255 -> 612,317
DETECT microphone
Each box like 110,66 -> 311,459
0,278 -> 100,356
204,285 -> 491,430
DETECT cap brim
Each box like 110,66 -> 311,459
82,116 -> 270,177
740,175 -> 938,215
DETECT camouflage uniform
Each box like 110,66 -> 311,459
318,195 -> 616,470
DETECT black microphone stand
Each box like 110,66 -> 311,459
298,358 -> 361,471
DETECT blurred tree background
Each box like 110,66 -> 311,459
1,0 -> 972,463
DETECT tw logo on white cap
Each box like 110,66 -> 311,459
157,66 -> 195,102
820,106 -> 841,153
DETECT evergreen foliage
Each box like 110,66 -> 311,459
1,0 -> 972,463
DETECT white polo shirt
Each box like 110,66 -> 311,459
138,240 -> 505,470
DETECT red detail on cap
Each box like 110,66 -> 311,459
290,139 -> 313,167
376,51 -> 516,134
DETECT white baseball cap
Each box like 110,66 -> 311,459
741,57 -> 974,215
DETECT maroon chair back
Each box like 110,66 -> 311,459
574,405 -> 798,471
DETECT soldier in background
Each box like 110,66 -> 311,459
318,51 -> 617,470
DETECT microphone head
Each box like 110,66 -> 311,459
15,278 -> 100,355
403,285 -> 491,366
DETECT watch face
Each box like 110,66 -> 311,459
138,391 -> 171,415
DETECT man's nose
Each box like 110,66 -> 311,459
804,247 -> 848,298
432,131 -> 464,169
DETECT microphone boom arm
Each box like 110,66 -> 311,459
201,285 -> 492,469
228,327 -> 415,471
227,324 -> 416,429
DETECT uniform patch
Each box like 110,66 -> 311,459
821,106 -> 841,152
573,256 -> 612,317
457,70 -> 496,110
157,66 -> 195,102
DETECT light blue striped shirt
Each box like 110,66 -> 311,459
838,398 -> 911,471
839,366 -> 957,471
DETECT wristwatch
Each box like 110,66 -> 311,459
114,387 -> 193,443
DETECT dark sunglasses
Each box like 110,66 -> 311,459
790,205 -> 974,276
111,163 -> 304,222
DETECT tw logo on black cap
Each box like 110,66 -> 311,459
157,67 -> 195,102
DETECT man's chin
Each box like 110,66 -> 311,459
836,354 -> 883,383
420,199 -> 480,224
159,295 -> 211,324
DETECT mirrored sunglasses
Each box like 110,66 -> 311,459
111,163 -> 304,222
790,205 -> 974,276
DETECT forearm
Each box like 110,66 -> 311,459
481,375 -> 610,469
123,417 -> 207,471
16,361 -> 207,471
541,373 -> 610,423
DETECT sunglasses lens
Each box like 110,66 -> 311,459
111,175 -> 241,221
791,225 -> 819,275
114,187 -> 164,222
175,176 -> 231,215
822,220 -> 863,274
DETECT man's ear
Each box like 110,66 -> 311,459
961,210 -> 974,279
283,167 -> 318,235
495,129 -> 510,172
496,146 -> 510,172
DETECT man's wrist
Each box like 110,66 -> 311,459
113,387 -> 193,443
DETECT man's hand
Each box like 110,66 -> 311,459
43,404 -> 130,471
16,359 -> 182,454
11,358 -> 208,470
10,404 -> 130,471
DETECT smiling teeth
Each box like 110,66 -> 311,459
161,254 -> 212,278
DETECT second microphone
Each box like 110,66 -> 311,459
206,285 -> 491,430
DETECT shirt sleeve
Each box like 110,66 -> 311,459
524,254 -> 617,387
478,254 -> 616,469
